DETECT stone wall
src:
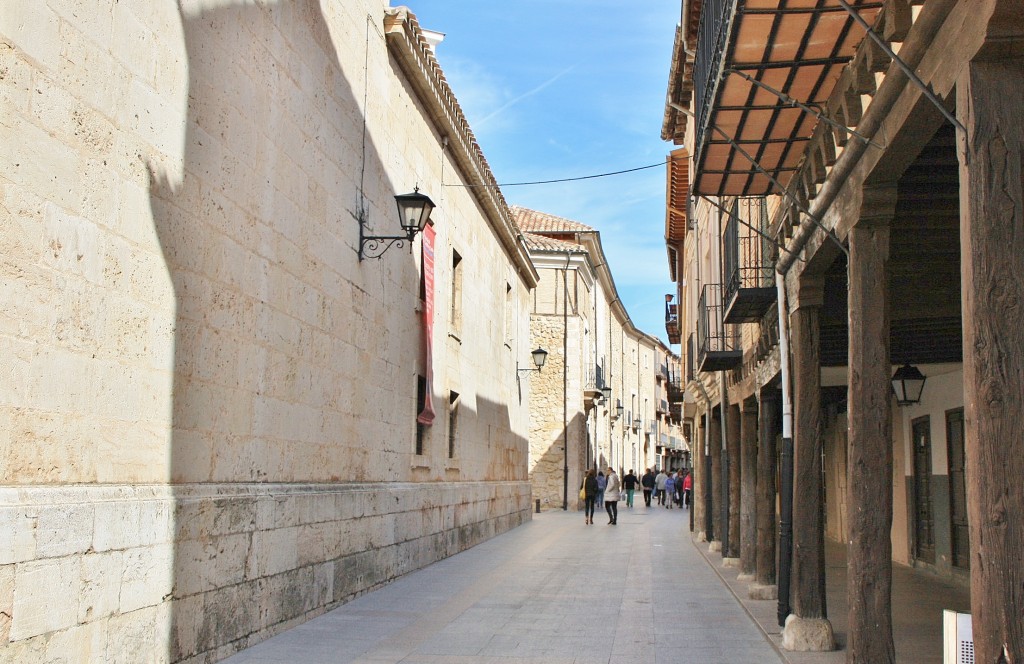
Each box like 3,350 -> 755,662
1,0 -> 533,661
0,483 -> 529,662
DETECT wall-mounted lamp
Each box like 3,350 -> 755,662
358,187 -> 435,260
601,386 -> 612,402
613,399 -> 624,420
517,347 -> 548,375
891,364 -> 926,406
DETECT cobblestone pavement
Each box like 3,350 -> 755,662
223,502 -> 784,663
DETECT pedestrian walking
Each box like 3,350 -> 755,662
623,469 -> 638,508
663,473 -> 675,509
655,468 -> 668,506
641,468 -> 655,506
581,469 -> 599,524
596,471 -> 606,508
604,467 -> 620,525
682,469 -> 692,509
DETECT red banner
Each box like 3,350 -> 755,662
418,223 -> 436,425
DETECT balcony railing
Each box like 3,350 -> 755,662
697,283 -> 741,372
665,302 -> 680,344
723,198 -> 776,323
686,333 -> 695,382
693,0 -> 737,168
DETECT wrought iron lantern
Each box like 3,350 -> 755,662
891,364 -> 926,406
358,187 -> 435,260
517,347 -> 548,376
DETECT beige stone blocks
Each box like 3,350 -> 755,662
0,482 -> 530,660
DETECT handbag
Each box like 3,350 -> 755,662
579,486 -> 586,500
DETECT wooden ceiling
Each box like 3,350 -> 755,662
694,0 -> 882,197
665,149 -> 690,244
819,124 -> 962,367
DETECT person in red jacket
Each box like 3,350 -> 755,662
682,469 -> 693,509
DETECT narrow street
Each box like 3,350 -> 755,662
224,503 -> 783,664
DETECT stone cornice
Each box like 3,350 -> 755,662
383,7 -> 538,288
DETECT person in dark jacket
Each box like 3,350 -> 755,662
582,469 -> 599,524
641,468 -> 656,506
623,469 -> 638,508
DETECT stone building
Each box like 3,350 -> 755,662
1,3 -> 540,661
662,0 -> 1023,659
512,207 -> 667,510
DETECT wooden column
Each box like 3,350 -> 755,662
739,399 -> 759,578
783,276 -> 833,650
754,388 -> 779,593
846,186 -> 897,664
726,402 -> 742,559
709,407 -> 722,545
694,410 -> 706,537
957,49 -> 1024,663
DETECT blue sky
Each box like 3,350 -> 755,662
412,2 -> 681,347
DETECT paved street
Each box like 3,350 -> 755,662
224,501 -> 783,664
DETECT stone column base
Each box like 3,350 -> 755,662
781,614 -> 835,651
737,572 -> 755,582
723,557 -> 741,568
748,583 -> 778,600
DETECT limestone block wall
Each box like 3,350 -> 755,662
1,0 -> 533,661
528,315 -> 587,510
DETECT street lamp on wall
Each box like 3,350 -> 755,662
517,347 -> 548,376
601,386 -> 612,403
891,364 -> 926,406
358,187 -> 435,260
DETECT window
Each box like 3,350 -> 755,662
415,375 -> 426,455
504,282 -> 513,348
450,249 -> 463,335
448,391 -> 460,458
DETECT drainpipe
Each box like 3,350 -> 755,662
563,252 -> 571,511
776,270 -> 795,627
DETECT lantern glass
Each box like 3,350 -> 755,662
531,347 -> 548,370
394,188 -> 435,234
891,364 -> 926,405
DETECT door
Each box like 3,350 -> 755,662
912,417 -> 936,564
946,409 -> 970,569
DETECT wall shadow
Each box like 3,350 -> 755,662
149,1 -> 396,659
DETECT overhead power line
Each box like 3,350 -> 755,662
444,161 -> 664,188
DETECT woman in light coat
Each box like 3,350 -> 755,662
603,467 -> 621,525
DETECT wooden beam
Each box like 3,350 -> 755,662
789,279 -> 830,624
740,402 -> 759,577
957,52 -> 1024,663
727,402 -> 742,559
847,190 -> 897,663
755,389 -> 779,588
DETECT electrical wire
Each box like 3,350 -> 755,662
444,161 -> 664,188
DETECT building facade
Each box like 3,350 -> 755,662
513,207 -> 672,510
1,3 -> 540,661
662,0 -> 1023,660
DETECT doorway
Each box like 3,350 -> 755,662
945,408 -> 969,569
912,416 -> 936,564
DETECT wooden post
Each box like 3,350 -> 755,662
709,407 -> 722,545
846,186 -> 897,664
957,51 -> 1024,663
740,399 -> 759,578
754,388 -> 779,593
727,402 -> 743,560
783,276 -> 834,650
693,410 -> 706,537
